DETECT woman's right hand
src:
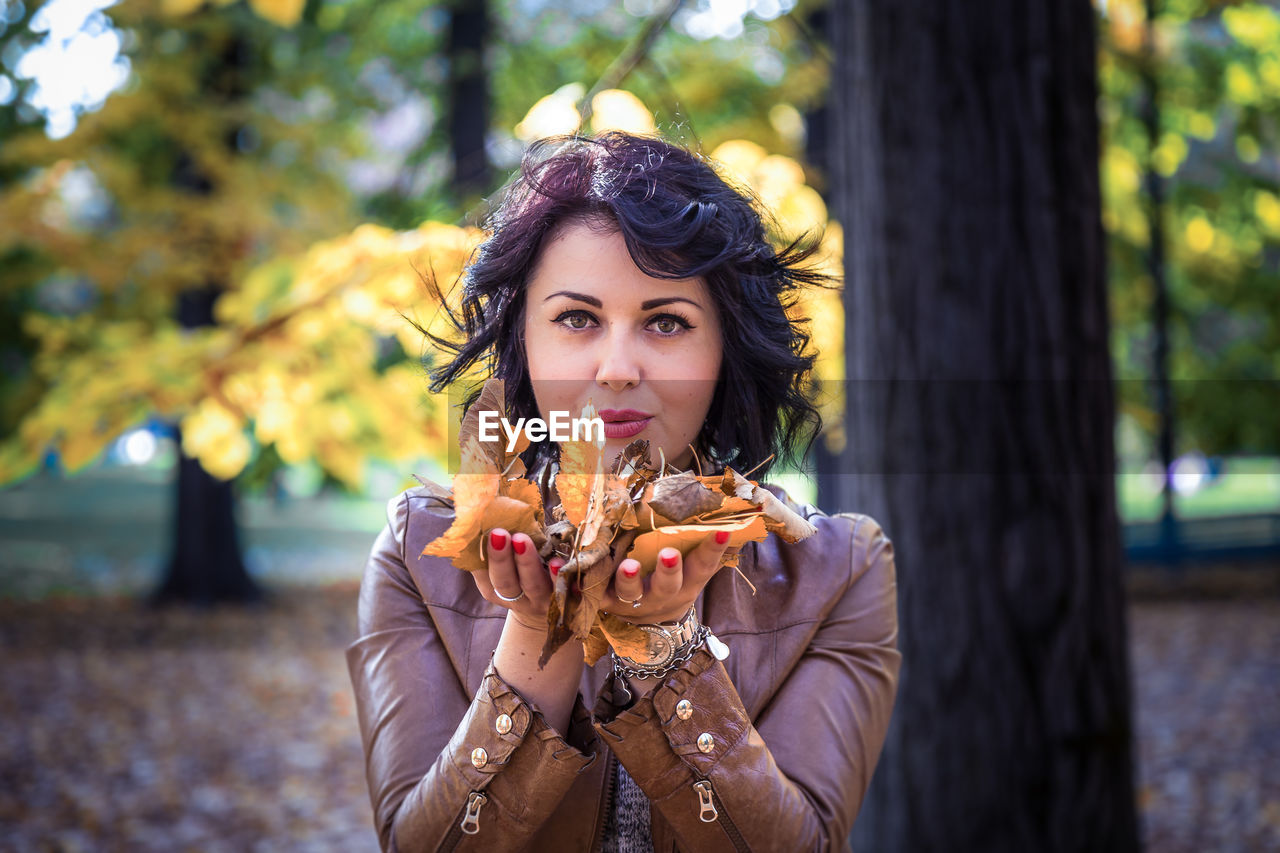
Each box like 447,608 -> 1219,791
474,527 -> 564,633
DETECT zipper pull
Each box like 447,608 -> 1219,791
460,791 -> 487,835
693,780 -> 719,822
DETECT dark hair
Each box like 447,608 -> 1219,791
420,131 -> 833,479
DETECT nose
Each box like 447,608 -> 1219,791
594,326 -> 640,392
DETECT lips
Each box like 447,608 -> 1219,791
597,409 -> 653,439
597,409 -> 652,423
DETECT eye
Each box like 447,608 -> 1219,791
649,312 -> 694,336
554,309 -> 595,331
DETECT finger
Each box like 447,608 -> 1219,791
510,532 -> 551,601
683,529 -> 733,587
651,546 -> 683,598
612,558 -> 643,607
479,528 -> 523,603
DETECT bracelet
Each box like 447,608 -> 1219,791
610,624 -> 710,682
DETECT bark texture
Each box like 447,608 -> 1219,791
827,3 -> 1141,850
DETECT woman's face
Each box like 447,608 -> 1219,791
522,220 -> 723,471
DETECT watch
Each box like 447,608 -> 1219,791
613,604 -> 701,673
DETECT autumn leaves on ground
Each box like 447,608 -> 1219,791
0,582 -> 1275,851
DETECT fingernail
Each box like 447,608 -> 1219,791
549,558 -> 564,577
715,530 -> 729,545
622,563 -> 639,578
490,530 -> 507,551
512,537 -> 526,555
661,549 -> 679,568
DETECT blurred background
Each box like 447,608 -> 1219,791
0,0 -> 1276,850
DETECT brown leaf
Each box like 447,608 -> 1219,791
647,472 -> 724,523
411,474 -> 453,502
598,611 -> 653,660
626,516 -> 768,571
555,401 -> 604,526
421,442 -> 499,560
583,622 -> 612,666
719,467 -> 817,543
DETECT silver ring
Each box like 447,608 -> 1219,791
495,587 -> 525,603
617,593 -> 643,609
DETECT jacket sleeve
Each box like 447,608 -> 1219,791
590,514 -> 901,852
345,490 -> 603,853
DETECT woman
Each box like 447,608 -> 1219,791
346,131 -> 900,852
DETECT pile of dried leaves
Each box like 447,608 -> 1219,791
418,379 -> 817,667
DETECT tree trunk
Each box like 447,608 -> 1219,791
448,0 -> 491,207
150,286 -> 264,607
150,27 -> 264,607
829,2 -> 1140,850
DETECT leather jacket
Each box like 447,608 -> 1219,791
346,482 -> 900,853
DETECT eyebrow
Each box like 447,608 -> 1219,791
543,290 -> 704,311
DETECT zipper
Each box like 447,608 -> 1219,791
691,778 -> 749,853
591,750 -> 619,853
440,790 -> 488,851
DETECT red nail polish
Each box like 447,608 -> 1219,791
661,550 -> 679,568
715,530 -> 729,545
512,538 -> 526,555
490,531 -> 507,551
623,564 -> 639,578
549,558 -> 564,577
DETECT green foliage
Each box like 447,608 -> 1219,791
1099,0 -> 1280,459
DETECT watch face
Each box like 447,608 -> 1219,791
640,626 -> 675,666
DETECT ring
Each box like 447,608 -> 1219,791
617,593 -> 643,609
494,587 -> 525,603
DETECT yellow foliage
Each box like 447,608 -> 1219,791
1254,191 -> 1280,237
589,89 -> 657,136
515,84 -> 585,142
1185,216 -> 1215,253
1152,132 -> 1188,177
160,0 -> 206,16
1222,5 -> 1280,51
1225,63 -> 1258,105
247,0 -> 305,27
181,399 -> 252,480
1105,0 -> 1145,54
1187,112 -> 1216,141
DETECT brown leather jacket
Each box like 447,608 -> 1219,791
346,482 -> 900,853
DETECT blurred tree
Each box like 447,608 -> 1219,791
830,2 -> 1140,850
0,0 -> 844,605
446,0 -> 491,209
0,0 -> 457,603
1099,0 -> 1280,462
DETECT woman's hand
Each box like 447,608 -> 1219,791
474,528 -> 565,633
603,530 -> 739,624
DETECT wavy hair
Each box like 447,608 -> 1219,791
419,131 -> 834,480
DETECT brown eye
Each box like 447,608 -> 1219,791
555,310 -> 594,330
649,312 -> 693,336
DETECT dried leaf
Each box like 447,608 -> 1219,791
626,516 -> 767,571
598,611 -> 652,660
583,623 -> 612,666
556,401 -> 603,526
421,442 -> 499,561
411,474 -> 453,502
719,467 -> 817,543
647,472 -> 724,523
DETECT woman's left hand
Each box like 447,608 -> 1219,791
602,530 -> 739,624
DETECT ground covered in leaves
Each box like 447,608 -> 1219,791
0,585 -> 1275,851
